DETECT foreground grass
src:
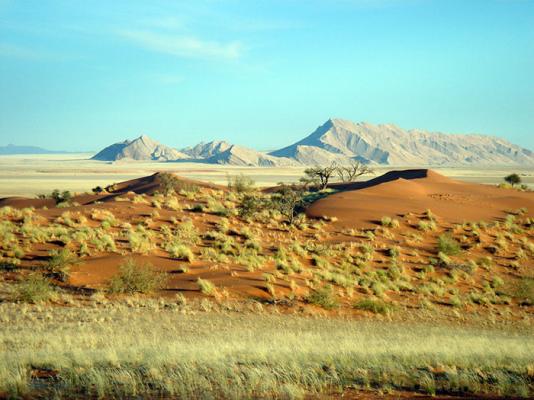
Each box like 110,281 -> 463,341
0,302 -> 533,399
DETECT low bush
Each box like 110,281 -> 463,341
418,220 -> 437,232
380,216 -> 400,228
515,277 -> 534,306
167,244 -> 194,262
13,273 -> 55,303
437,234 -> 461,256
108,259 -> 166,294
238,195 -> 265,219
51,189 -> 73,205
197,278 -> 216,296
354,298 -> 393,315
227,174 -> 255,193
306,285 -> 339,310
47,248 -> 79,282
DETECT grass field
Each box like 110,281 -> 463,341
1,300 -> 533,399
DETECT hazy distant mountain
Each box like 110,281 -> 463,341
92,135 -> 189,161
91,121 -> 534,166
181,141 -> 233,159
180,140 -> 295,166
270,119 -> 534,165
0,144 -> 67,155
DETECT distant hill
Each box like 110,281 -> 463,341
92,135 -> 189,161
91,121 -> 534,166
0,144 -> 68,155
180,141 -> 296,166
270,119 -> 534,165
181,141 -> 233,159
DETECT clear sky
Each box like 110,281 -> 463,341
0,0 -> 533,151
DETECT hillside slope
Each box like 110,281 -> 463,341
271,119 -> 534,166
92,135 -> 189,161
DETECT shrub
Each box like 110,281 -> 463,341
158,173 -> 198,195
190,204 -> 205,213
381,216 -> 399,228
51,189 -> 73,205
504,173 -> 521,187
47,248 -> 79,282
270,184 -> 306,225
128,226 -> 155,254
13,273 -> 55,303
515,277 -> 534,305
174,221 -> 200,245
108,259 -> 166,294
306,285 -> 339,310
300,163 -> 337,190
167,244 -> 194,262
387,246 -> 400,258
197,278 -> 216,296
437,234 -> 461,256
354,298 -> 392,315
207,199 -> 229,217
491,276 -> 504,289
227,174 -> 255,193
238,195 -> 265,219
417,220 -> 437,231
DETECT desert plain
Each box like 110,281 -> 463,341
0,154 -> 533,399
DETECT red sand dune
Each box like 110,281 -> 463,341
107,172 -> 225,196
0,172 -> 226,208
307,169 -> 534,227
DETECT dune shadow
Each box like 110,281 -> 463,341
329,169 -> 432,192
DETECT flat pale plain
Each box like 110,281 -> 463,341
0,153 -> 533,198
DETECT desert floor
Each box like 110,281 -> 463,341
1,153 -> 533,197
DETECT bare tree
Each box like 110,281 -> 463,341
300,162 -> 337,190
336,160 -> 374,182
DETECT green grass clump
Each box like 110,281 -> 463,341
47,248 -> 79,282
306,285 -> 339,310
437,234 -> 461,256
387,246 -> 400,258
128,226 -> 155,254
197,278 -> 216,296
228,174 -> 255,193
515,277 -> 534,305
12,273 -> 55,303
167,244 -> 194,262
380,216 -> 400,228
418,220 -> 437,232
354,298 -> 393,315
108,259 -> 166,294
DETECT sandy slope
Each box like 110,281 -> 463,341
308,169 -> 534,227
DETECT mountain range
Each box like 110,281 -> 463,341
0,144 -> 69,155
89,119 -> 534,166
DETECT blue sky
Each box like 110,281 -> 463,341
0,0 -> 533,151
